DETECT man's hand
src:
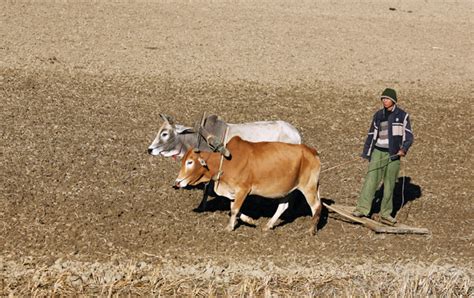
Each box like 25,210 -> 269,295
397,149 -> 406,157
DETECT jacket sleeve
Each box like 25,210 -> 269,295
361,114 -> 377,159
401,114 -> 414,153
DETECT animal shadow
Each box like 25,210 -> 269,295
370,176 -> 422,216
200,190 -> 331,231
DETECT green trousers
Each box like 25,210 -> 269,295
356,149 -> 400,217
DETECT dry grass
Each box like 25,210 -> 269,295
1,258 -> 472,297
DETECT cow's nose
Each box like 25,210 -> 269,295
174,179 -> 184,188
147,148 -> 153,155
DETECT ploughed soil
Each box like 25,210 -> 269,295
0,1 -> 472,295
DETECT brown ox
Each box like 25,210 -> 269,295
175,136 -> 322,234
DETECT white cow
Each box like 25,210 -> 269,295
148,114 -> 301,158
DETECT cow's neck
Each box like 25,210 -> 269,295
200,151 -> 223,179
179,132 -> 199,151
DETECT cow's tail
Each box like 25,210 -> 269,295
312,161 -> 323,235
314,150 -> 321,202
303,144 -> 321,194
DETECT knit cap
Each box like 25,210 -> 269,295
381,88 -> 397,103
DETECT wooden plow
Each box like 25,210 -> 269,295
323,203 -> 430,235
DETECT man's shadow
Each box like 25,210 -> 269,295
370,176 -> 422,216
193,181 -> 331,230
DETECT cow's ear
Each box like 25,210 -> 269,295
175,125 -> 194,134
159,114 -> 174,124
198,157 -> 207,168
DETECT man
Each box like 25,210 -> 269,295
352,88 -> 414,225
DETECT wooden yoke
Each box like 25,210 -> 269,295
212,126 -> 229,185
197,113 -> 231,158
196,111 -> 207,150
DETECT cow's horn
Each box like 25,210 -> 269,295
159,114 -> 174,124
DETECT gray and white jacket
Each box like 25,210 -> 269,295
362,105 -> 414,161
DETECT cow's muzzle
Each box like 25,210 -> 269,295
174,178 -> 186,188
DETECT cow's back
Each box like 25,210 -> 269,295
222,137 -> 318,197
227,121 -> 301,144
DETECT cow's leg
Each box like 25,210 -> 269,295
264,202 -> 289,231
198,182 -> 255,223
194,182 -> 210,212
226,190 -> 248,232
300,187 -> 322,235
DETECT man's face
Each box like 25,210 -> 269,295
382,97 -> 395,110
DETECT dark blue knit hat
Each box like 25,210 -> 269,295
381,88 -> 397,103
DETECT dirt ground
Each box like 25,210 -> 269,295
1,1 -> 472,295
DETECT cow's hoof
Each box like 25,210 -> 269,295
308,228 -> 317,236
225,225 -> 234,232
240,214 -> 257,226
193,206 -> 206,213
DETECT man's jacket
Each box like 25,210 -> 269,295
362,105 -> 414,160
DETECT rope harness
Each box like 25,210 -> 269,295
321,154 -> 399,173
322,153 -> 407,214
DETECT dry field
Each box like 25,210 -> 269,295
1,0 -> 472,295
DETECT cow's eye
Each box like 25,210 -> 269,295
161,132 -> 169,138
186,160 -> 193,166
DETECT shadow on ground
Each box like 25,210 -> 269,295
370,176 -> 422,216
193,183 -> 332,231
197,176 -> 421,229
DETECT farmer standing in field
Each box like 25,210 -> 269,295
352,88 -> 414,225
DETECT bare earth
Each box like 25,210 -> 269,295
1,1 -> 473,295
